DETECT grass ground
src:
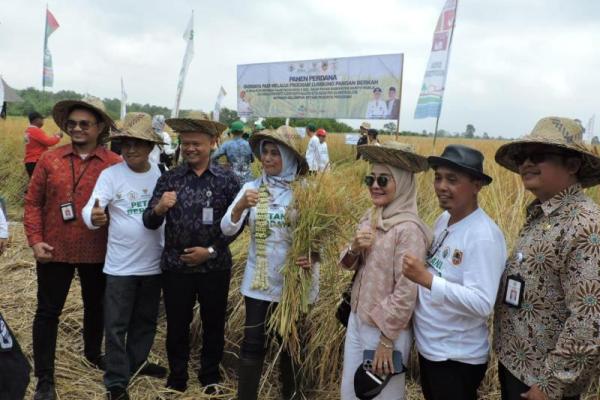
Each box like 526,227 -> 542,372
0,116 -> 598,399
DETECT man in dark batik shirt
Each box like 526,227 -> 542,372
143,115 -> 241,394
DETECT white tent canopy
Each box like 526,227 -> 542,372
0,77 -> 23,103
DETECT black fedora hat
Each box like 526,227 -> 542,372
353,364 -> 392,400
428,144 -> 492,185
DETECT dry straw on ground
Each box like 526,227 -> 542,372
0,117 -> 598,399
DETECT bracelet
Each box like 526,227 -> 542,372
380,340 -> 393,349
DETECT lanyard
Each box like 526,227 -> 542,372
427,228 -> 449,259
69,154 -> 92,197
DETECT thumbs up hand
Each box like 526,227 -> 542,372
91,198 -> 108,227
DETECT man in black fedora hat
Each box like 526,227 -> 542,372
402,144 -> 507,400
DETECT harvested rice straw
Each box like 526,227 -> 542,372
268,163 -> 371,360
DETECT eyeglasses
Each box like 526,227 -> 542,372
66,119 -> 97,131
364,175 -> 389,188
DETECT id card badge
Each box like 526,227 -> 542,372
60,202 -> 76,222
503,274 -> 525,308
202,207 -> 214,225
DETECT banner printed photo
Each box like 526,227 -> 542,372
237,54 -> 403,119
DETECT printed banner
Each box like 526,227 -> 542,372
120,77 -> 127,120
42,8 -> 60,88
237,54 -> 403,119
213,86 -> 226,122
172,12 -> 194,118
414,0 -> 458,119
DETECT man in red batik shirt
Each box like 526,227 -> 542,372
24,112 -> 63,178
24,98 -> 121,400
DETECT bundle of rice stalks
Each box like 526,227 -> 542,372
268,161 -> 371,360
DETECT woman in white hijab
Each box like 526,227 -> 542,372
339,142 -> 432,400
221,129 -> 316,400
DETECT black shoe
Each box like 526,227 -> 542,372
279,351 -> 302,400
237,357 -> 265,400
87,355 -> 107,370
165,381 -> 187,393
106,386 -> 129,400
138,362 -> 167,378
34,380 -> 56,400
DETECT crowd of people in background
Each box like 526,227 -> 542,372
0,101 -> 598,400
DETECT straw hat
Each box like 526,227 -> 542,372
166,111 -> 227,137
249,129 -> 309,175
358,141 -> 429,173
275,125 -> 301,141
360,122 -> 371,130
52,96 -> 115,144
495,116 -> 600,187
109,112 -> 165,144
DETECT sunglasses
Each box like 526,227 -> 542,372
364,175 -> 389,188
513,151 -> 569,166
66,119 -> 97,131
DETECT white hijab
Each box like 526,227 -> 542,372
259,140 -> 298,204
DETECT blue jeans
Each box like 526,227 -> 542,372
103,274 -> 161,389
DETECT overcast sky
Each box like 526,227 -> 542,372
1,0 -> 599,137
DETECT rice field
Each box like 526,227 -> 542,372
0,116 -> 598,399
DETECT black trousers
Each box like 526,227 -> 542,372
419,353 -> 487,400
498,363 -> 580,400
241,296 -> 277,360
0,312 -> 31,400
103,274 -> 161,389
25,162 -> 36,178
33,262 -> 105,382
162,269 -> 231,388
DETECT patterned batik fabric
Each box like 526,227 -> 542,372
211,137 -> 254,184
24,144 -> 121,263
493,184 -> 600,399
142,162 -> 241,273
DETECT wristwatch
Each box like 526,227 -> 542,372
207,246 -> 217,259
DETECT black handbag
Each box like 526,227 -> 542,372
336,270 -> 357,327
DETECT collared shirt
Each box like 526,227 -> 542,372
494,184 -> 600,399
365,100 -> 388,119
142,162 -> 241,273
211,137 -> 254,184
24,125 -> 61,163
24,144 -> 122,264
339,211 -> 428,340
414,208 -> 506,365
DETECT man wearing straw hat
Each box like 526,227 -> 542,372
402,145 -> 507,400
142,114 -> 240,394
493,117 -> 600,400
24,97 -> 121,400
82,112 -> 167,400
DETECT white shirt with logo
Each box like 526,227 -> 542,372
414,208 -> 506,365
220,178 -> 319,303
82,162 -> 164,276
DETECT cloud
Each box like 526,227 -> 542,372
0,0 -> 598,138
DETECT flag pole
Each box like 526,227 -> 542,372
42,4 -> 48,92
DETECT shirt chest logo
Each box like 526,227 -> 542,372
452,249 -> 463,265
